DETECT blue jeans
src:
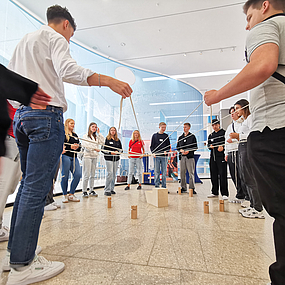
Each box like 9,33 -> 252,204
104,160 -> 119,193
127,158 -> 143,184
61,155 -> 82,195
8,105 -> 64,267
154,156 -> 167,188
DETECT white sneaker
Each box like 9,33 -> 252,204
241,200 -> 250,208
52,202 -> 61,208
0,226 -> 9,242
239,207 -> 252,214
207,194 -> 218,198
68,194 -> 80,202
3,245 -> 42,272
222,195 -> 228,200
6,255 -> 64,285
229,198 -> 244,203
242,209 -> 265,219
44,204 -> 57,211
62,196 -> 68,203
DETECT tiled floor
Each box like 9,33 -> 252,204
0,180 -> 274,284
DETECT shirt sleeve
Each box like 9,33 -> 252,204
246,20 -> 279,61
50,36 -> 95,86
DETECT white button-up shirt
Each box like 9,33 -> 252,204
8,25 -> 94,112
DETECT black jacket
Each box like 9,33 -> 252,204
207,129 -> 226,158
63,132 -> 81,158
102,138 -> 122,161
177,132 -> 198,160
0,64 -> 38,156
150,132 -> 171,156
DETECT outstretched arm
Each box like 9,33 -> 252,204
87,74 -> 132,99
204,43 -> 279,106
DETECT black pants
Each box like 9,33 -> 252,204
248,127 -> 285,285
45,163 -> 60,206
238,142 -> 262,211
228,151 -> 247,199
210,155 -> 228,196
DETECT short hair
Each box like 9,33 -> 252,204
243,0 -> 285,14
47,5 -> 77,31
184,123 -> 191,128
159,122 -> 166,127
211,118 -> 220,125
229,106 -> 235,114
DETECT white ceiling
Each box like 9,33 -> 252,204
15,0 -> 249,118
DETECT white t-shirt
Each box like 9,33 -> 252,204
8,25 -> 94,112
246,14 -> 285,132
225,120 -> 242,154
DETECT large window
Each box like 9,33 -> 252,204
1,0 -> 207,203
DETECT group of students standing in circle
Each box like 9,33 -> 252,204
59,120 -> 146,202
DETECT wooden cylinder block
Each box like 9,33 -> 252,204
219,200 -> 224,212
131,205 -> 137,219
107,197 -> 112,208
204,201 -> 209,214
189,189 -> 193,197
178,187 -> 181,195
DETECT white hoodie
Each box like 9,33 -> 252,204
82,133 -> 105,158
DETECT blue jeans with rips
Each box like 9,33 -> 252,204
61,155 -> 81,195
8,105 -> 64,267
154,156 -> 167,188
127,158 -> 143,184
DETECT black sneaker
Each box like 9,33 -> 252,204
89,190 -> 98,197
104,192 -> 111,196
137,185 -> 141,190
193,189 -> 197,194
181,188 -> 187,193
111,190 -> 116,194
82,192 -> 89,198
125,186 -> 130,190
177,187 -> 187,193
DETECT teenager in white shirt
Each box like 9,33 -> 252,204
82,123 -> 105,197
5,5 -> 132,285
230,99 -> 264,219
225,107 -> 248,203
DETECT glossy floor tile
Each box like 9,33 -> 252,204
0,179 -> 274,284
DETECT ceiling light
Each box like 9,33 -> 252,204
121,42 -> 126,46
149,100 -> 201,106
183,53 -> 187,57
143,69 -> 241,82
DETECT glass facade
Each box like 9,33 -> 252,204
1,0 -> 209,202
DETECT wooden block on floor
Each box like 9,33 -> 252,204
178,187 -> 181,195
204,201 -> 209,214
145,188 -> 168,208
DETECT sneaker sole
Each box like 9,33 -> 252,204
7,262 -> 65,285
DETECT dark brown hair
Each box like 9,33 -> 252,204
243,0 -> 285,14
234,99 -> 250,119
87,122 -> 97,140
47,5 -> 77,31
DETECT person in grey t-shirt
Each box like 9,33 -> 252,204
204,1 -> 285,284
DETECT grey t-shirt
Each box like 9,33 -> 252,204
246,14 -> 285,132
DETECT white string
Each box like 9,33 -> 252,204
151,101 -> 204,154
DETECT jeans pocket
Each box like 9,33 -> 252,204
22,116 -> 51,142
